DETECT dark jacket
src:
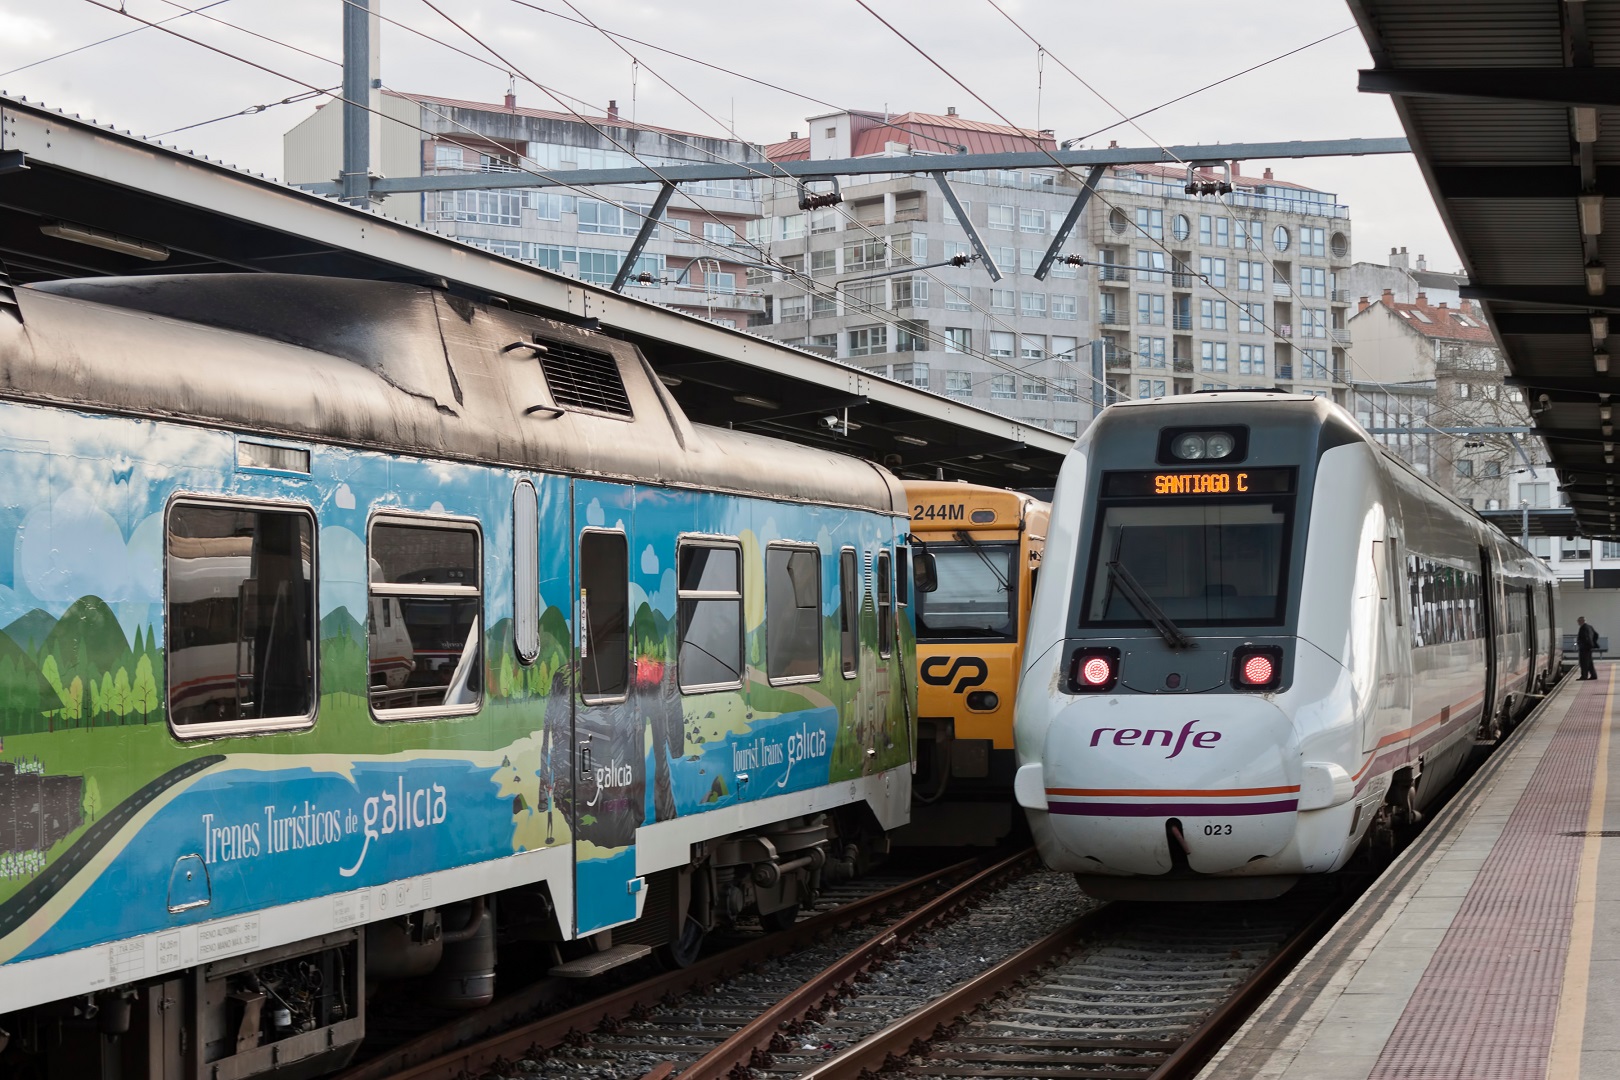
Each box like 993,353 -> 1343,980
1579,623 -> 1600,653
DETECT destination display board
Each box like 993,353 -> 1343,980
1100,467 -> 1295,498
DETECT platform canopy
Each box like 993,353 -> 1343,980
1350,0 -> 1620,536
0,94 -> 1068,485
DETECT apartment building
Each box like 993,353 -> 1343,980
747,110 -> 1356,436
1091,162 -> 1354,406
283,91 -> 767,326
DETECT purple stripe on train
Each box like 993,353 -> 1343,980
1047,799 -> 1300,817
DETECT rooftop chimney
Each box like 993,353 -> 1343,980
1460,298 -> 1474,314
504,90 -> 516,110
790,131 -> 799,140
947,106 -> 957,116
1263,167 -> 1274,180
607,99 -> 619,121
1382,288 -> 1395,305
1389,247 -> 1410,271
1109,139 -> 1119,149
1416,253 -> 1428,271
1359,296 -> 1371,312
1416,291 -> 1428,306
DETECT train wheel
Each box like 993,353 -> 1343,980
759,902 -> 801,932
656,915 -> 707,970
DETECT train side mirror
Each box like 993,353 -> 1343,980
913,551 -> 938,593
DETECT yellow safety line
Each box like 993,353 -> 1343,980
1548,667 -> 1614,1079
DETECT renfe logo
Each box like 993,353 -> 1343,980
1090,719 -> 1221,759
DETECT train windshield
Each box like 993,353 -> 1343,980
1082,500 -> 1292,627
915,542 -> 1018,641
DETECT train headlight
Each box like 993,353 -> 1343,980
1170,430 -> 1238,461
1172,433 -> 1208,459
1068,647 -> 1121,693
1232,646 -> 1284,691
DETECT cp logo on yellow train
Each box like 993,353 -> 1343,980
920,656 -> 990,693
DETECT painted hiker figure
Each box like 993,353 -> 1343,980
1577,616 -> 1600,680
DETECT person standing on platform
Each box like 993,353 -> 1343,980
1577,616 -> 1600,680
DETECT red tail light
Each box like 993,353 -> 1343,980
1069,647 -> 1121,693
1232,646 -> 1284,692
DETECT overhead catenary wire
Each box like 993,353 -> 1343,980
0,0 -> 237,80
505,0 -> 1104,414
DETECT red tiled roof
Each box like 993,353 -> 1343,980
848,111 -> 1055,157
1110,162 -> 1325,194
1377,295 -> 1496,343
385,90 -> 732,142
764,136 -> 810,161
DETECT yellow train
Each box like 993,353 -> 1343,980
901,480 -> 1049,845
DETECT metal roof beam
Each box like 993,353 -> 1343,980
609,181 -> 675,292
1429,164 -> 1620,199
297,138 -> 1411,196
1492,312 -> 1603,335
1461,284 -> 1620,309
1359,66 -> 1620,107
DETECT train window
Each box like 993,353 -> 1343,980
767,545 -> 822,683
579,531 -> 629,700
915,542 -> 1018,642
678,540 -> 744,692
840,548 -> 860,678
368,519 -> 482,718
877,550 -> 894,658
895,547 -> 910,606
513,481 -> 539,665
167,501 -> 316,734
1083,500 -> 1291,626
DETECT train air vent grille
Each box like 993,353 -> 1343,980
540,341 -> 633,417
0,268 -> 18,323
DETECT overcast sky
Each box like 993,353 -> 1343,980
0,0 -> 1458,275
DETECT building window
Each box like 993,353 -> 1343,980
944,285 -> 972,310
1021,292 -> 1047,317
1020,207 -> 1047,232
811,294 -> 837,318
1136,249 -> 1167,282
1273,225 -> 1290,252
988,204 -> 1015,230
945,327 -> 971,353
1200,299 -> 1228,331
894,323 -> 928,353
1239,343 -> 1266,375
991,289 -> 1016,313
892,361 -> 930,386
843,239 -> 888,272
435,189 -> 522,226
1138,336 -> 1167,366
848,326 -> 888,357
990,331 -> 1015,358
1137,293 -> 1165,326
1054,419 -> 1079,436
1137,379 -> 1167,399
991,374 -> 1017,399
1020,334 -> 1045,362
1023,375 -> 1048,399
1053,378 -> 1079,401
1201,341 -> 1229,372
369,518 -> 483,718
1051,294 -> 1078,320
891,275 -> 929,310
1520,482 -> 1551,507
1457,459 -> 1474,478
678,541 -> 744,691
167,502 -> 317,733
1172,214 -> 1191,241
809,249 -> 837,277
1052,335 -> 1079,361
779,295 -> 807,321
703,220 -> 737,246
946,370 -> 973,399
1134,207 -> 1164,240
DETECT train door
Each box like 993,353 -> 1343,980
571,479 -> 643,936
1526,582 -> 1539,690
1479,547 -> 1498,724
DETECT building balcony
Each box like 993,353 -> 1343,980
1106,355 -> 1133,372
1272,281 -> 1293,297
1172,314 -> 1193,331
1097,264 -> 1129,283
1276,364 -> 1294,380
1173,357 -> 1193,373
1171,272 -> 1195,288
1331,328 -> 1351,345
1099,311 -> 1129,328
1276,323 -> 1294,338
1331,289 -> 1352,304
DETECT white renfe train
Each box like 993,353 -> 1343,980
1013,392 -> 1558,900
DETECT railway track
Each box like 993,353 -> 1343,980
801,882 -> 1349,1080
338,852 -> 1020,1080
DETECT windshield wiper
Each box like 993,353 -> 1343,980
954,530 -> 1010,591
1106,560 -> 1195,650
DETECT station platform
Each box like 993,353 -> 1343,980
1201,664 -> 1620,1080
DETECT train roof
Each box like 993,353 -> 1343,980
0,274 -> 904,514
902,479 -> 1047,531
